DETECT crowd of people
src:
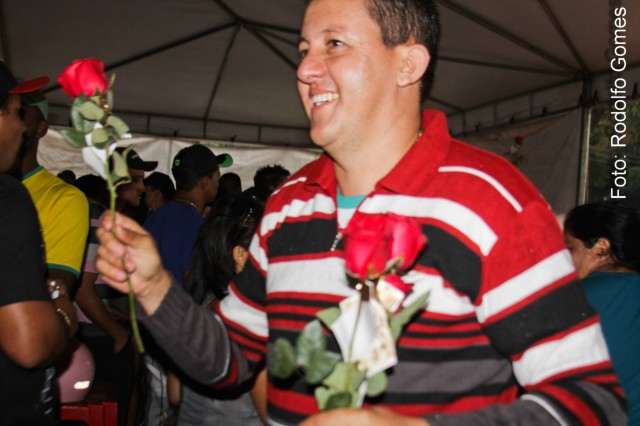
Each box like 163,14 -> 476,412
0,0 -> 637,425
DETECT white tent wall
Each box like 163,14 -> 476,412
38,129 -> 320,192
41,110 -> 579,218
462,109 -> 582,216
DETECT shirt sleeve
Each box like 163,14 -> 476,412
41,187 -> 89,276
139,280 -> 252,386
440,200 -> 627,425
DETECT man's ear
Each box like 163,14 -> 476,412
36,120 -> 49,139
397,44 -> 430,88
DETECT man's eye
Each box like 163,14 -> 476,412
18,107 -> 26,120
328,39 -> 344,47
298,49 -> 308,59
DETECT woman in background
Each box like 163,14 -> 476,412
172,194 -> 266,425
564,201 -> 640,426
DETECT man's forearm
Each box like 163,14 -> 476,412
138,280 -> 251,385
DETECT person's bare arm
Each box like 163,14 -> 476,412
167,370 -> 181,406
75,271 -> 129,352
0,299 -> 70,368
47,271 -> 78,336
250,368 -> 268,424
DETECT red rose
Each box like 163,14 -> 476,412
57,58 -> 107,98
343,214 -> 392,280
387,213 -> 427,271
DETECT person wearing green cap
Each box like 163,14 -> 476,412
18,87 -> 89,312
140,144 -> 232,425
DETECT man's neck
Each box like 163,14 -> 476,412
19,145 -> 40,177
174,190 -> 204,214
333,115 -> 423,196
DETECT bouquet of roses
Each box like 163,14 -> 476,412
270,212 -> 429,409
57,58 -> 145,353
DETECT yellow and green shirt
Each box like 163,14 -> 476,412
23,166 -> 89,277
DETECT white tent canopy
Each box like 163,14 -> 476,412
3,0 -> 638,145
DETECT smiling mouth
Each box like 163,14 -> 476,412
311,93 -> 339,106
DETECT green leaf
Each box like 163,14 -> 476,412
70,98 -> 95,134
108,74 -> 116,90
390,291 -> 430,341
269,338 -> 297,379
110,171 -> 131,187
305,349 -> 341,385
316,307 -> 341,328
80,101 -> 105,121
365,371 -> 388,397
70,105 -> 93,134
111,150 -> 130,181
107,115 -> 130,138
296,320 -> 326,368
322,361 -> 350,390
314,386 -> 332,410
106,89 -> 114,110
75,93 -> 91,104
349,362 -> 367,390
321,361 -> 364,392
60,128 -> 88,148
324,391 -> 353,410
91,127 -> 110,145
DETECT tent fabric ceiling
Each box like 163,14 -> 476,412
1,0 -> 638,147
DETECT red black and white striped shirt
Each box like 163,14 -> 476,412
217,110 -> 624,425
141,110 -> 625,425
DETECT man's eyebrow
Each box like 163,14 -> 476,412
298,28 -> 345,45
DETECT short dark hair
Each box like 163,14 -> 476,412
365,0 -> 440,104
564,201 -> 640,272
75,174 -> 109,205
253,164 -> 290,193
219,172 -> 242,191
57,169 -> 77,183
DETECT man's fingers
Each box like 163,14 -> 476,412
96,225 -> 127,258
96,241 -> 136,280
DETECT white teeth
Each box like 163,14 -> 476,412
311,93 -> 339,106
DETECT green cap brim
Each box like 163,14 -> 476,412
217,153 -> 233,168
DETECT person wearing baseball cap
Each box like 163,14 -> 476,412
0,60 -> 49,173
1,59 -> 76,425
141,144 -> 231,424
113,146 -> 158,218
171,144 -> 232,188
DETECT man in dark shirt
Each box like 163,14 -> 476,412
0,60 -> 74,424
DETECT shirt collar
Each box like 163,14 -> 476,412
302,110 -> 451,197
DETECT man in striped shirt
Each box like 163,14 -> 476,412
95,0 -> 627,424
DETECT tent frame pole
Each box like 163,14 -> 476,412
577,75 -> 593,205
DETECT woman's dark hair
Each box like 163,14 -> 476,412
185,193 -> 264,303
564,201 -> 640,272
